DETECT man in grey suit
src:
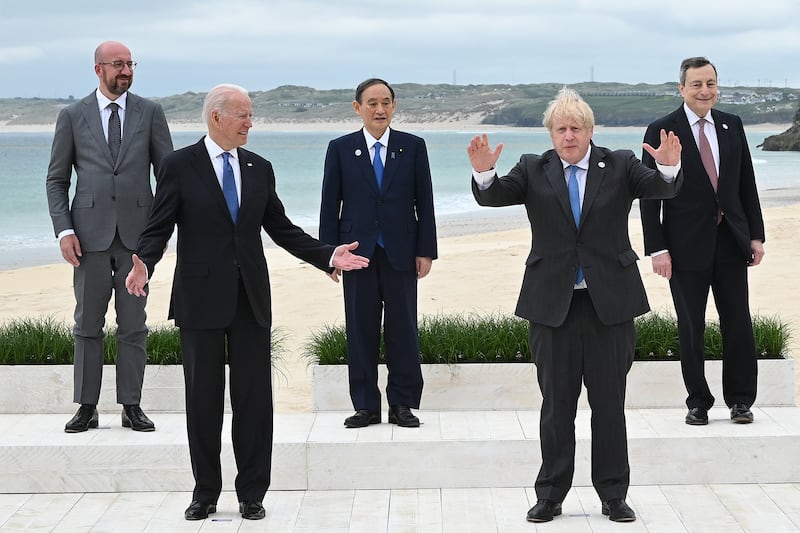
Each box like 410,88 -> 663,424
468,88 -> 683,523
46,40 -> 173,433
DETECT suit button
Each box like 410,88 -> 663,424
111,195 -> 116,201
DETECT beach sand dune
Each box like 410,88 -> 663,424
1,204 -> 798,413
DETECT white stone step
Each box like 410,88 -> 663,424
2,407 -> 799,494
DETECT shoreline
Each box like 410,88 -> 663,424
0,121 -> 792,134
4,191 -> 800,273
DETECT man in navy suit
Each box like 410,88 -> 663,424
126,84 -> 369,521
469,88 -> 683,523
319,78 -> 438,428
640,57 -> 766,426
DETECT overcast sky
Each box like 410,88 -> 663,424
2,0 -> 799,99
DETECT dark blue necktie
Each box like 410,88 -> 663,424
222,152 -> 239,223
568,165 -> 584,284
373,142 -> 384,247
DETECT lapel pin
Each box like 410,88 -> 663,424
722,123 -> 729,130
391,152 -> 396,159
598,161 -> 606,168
246,162 -> 253,167
355,149 -> 362,156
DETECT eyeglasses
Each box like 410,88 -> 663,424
98,61 -> 137,71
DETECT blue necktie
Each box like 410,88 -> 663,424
568,165 -> 584,284
222,152 -> 239,223
373,141 -> 384,189
373,142 -> 384,247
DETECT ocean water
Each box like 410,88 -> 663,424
1,127 -> 796,270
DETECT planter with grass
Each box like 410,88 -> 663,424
306,313 -> 794,411
0,318 -> 285,414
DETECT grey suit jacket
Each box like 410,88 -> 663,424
46,90 -> 173,252
474,144 -> 683,328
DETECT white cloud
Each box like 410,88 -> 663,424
1,0 -> 799,97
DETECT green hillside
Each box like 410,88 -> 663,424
2,82 -> 797,127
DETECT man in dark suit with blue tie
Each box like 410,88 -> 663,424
46,40 -> 173,433
126,84 -> 369,521
640,57 -> 766,426
319,78 -> 438,429
468,88 -> 683,523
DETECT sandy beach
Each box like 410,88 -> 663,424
2,118 -> 797,413
1,198 -> 798,413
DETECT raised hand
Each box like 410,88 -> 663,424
467,133 -> 504,172
642,129 -> 682,166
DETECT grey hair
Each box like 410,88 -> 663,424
679,57 -> 717,85
202,84 -> 249,124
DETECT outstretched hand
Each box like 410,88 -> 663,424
642,129 -> 682,166
329,242 -> 369,283
125,254 -> 149,297
467,133 -> 503,172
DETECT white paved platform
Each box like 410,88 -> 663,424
2,407 -> 800,494
2,484 -> 800,532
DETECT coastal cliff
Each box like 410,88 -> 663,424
760,104 -> 800,151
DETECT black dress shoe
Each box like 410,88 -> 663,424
184,500 -> 216,520
122,404 -> 155,432
388,405 -> 420,427
64,404 -> 98,433
602,499 -> 636,522
344,409 -> 381,428
526,499 -> 562,522
685,407 -> 709,425
730,403 -> 754,423
239,500 -> 266,520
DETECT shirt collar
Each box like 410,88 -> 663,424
96,89 -> 128,111
561,148 -> 591,172
683,103 -> 714,126
204,135 -> 237,161
362,127 -> 390,149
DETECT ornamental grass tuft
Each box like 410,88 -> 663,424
304,312 -> 790,365
0,317 -> 286,367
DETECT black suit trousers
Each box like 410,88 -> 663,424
180,280 -> 273,504
529,289 -> 634,503
342,246 -> 423,412
669,219 -> 757,410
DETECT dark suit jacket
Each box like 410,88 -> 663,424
319,129 -> 437,270
640,107 -> 765,269
136,138 -> 335,329
46,91 -> 173,251
474,144 -> 683,328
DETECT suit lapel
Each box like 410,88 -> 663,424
191,138 -> 233,222
581,145 -> 607,227
81,92 -> 113,166
351,133 -> 378,194
543,153 -> 575,230
382,132 -> 401,194
711,108 -> 732,182
237,147 -> 258,223
117,93 -> 144,168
